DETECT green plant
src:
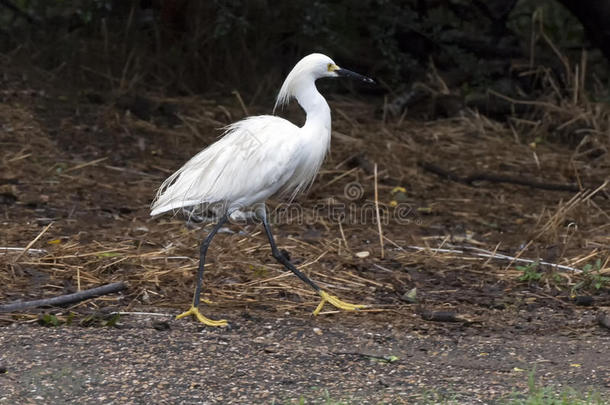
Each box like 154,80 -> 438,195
506,370 -> 605,404
37,312 -> 76,327
413,390 -> 459,404
79,312 -> 121,327
517,262 -> 543,283
322,390 -> 348,405
38,313 -> 60,327
572,259 -> 609,294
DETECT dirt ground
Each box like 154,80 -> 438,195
1,62 -> 609,404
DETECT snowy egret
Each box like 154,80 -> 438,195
151,53 -> 374,326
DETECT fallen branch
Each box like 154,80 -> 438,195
0,282 -> 127,312
418,161 -> 607,196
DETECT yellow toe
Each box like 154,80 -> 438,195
313,290 -> 366,315
176,305 -> 228,327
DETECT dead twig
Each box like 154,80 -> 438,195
64,157 -> 109,174
384,236 -> 584,273
418,160 -> 606,196
13,222 -> 53,263
0,282 -> 127,312
232,90 -> 249,117
374,163 -> 384,259
0,247 -> 46,254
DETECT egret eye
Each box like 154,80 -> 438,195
327,63 -> 334,72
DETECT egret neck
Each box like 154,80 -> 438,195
294,78 -> 331,134
293,76 -> 332,186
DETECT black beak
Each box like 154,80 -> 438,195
336,68 -> 375,84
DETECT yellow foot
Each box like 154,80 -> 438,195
313,290 -> 366,315
176,305 -> 228,327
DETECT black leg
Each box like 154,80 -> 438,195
192,214 -> 229,307
261,214 -> 321,292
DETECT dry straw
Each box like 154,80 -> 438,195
1,47 -> 608,318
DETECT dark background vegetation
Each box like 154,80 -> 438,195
2,0 -> 609,106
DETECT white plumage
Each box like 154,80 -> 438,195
150,116 -> 305,216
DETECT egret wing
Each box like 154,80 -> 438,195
151,115 -> 301,216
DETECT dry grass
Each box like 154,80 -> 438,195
0,56 -> 609,320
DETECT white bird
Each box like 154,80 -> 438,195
151,53 -> 374,326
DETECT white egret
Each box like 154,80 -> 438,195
151,53 -> 374,326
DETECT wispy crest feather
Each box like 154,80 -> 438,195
273,53 -> 326,113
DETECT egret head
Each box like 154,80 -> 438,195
274,53 -> 374,112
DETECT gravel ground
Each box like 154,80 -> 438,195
1,311 -> 609,404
